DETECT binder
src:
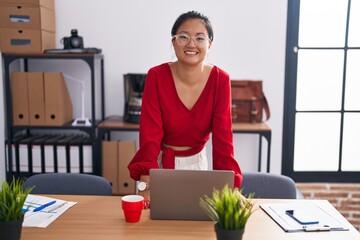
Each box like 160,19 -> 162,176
68,136 -> 85,173
56,135 -> 76,173
118,141 -> 136,195
31,135 -> 52,173
18,135 -> 43,173
8,134 -> 28,174
43,135 -> 64,173
102,141 -> 118,194
82,137 -> 93,173
11,72 -> 30,125
44,72 -> 73,126
27,72 -> 46,126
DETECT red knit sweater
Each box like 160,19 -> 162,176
127,63 -> 242,187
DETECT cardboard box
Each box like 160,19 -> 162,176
0,0 -> 54,10
118,141 -> 136,195
0,28 -> 55,53
0,4 -> 55,31
11,72 -> 30,125
27,72 -> 46,126
44,72 -> 73,126
102,141 -> 118,194
102,141 -> 137,195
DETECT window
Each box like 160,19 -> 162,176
282,0 -> 360,182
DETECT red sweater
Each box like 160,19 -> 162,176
128,63 -> 242,187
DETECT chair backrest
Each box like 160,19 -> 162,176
23,173 -> 112,196
240,172 -> 297,199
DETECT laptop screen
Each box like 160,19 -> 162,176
150,169 -> 234,220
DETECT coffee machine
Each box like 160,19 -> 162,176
123,73 -> 146,123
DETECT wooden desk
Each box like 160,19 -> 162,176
21,195 -> 360,240
96,117 -> 272,174
232,122 -> 271,172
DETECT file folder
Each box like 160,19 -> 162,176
27,72 -> 46,126
44,72 -> 73,126
56,135 -> 76,173
43,135 -> 64,173
11,72 -> 30,125
82,137 -> 93,173
102,140 -> 136,195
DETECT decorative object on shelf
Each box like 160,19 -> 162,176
64,74 -> 92,127
61,29 -> 84,49
44,29 -> 102,54
199,184 -> 254,240
0,177 -> 34,240
231,80 -> 270,123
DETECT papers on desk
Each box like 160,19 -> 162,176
23,194 -> 77,228
260,202 -> 349,232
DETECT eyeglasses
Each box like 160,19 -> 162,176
172,34 -> 211,47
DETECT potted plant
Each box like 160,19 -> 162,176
0,177 -> 33,240
199,184 -> 254,240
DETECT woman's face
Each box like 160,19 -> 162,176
172,18 -> 212,66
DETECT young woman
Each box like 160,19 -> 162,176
128,11 -> 242,201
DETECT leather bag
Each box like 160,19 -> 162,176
231,80 -> 270,123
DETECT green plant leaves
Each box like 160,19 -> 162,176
199,184 -> 254,230
0,177 -> 33,221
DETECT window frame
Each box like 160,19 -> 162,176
282,0 -> 360,183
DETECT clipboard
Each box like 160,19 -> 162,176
260,202 -> 349,232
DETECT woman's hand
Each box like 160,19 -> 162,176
138,175 -> 151,209
235,188 -> 253,209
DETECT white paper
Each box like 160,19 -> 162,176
23,194 -> 77,228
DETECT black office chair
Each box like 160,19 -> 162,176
240,172 -> 298,199
23,173 -> 112,196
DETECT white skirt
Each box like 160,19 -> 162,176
157,147 -> 208,170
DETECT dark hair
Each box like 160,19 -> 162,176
171,11 -> 214,41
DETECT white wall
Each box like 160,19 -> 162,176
0,0 -> 288,181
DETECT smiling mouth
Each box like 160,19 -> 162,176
184,50 -> 198,55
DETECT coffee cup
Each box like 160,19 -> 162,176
121,195 -> 144,223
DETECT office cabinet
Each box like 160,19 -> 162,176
2,53 -> 105,181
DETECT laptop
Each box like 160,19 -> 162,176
149,169 -> 234,220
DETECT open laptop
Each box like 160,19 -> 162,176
149,169 -> 234,220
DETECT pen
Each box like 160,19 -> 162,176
43,202 -> 67,213
33,200 -> 57,212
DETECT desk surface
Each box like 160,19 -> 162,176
98,117 -> 271,133
21,195 -> 360,240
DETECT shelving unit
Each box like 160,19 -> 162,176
2,53 -> 105,181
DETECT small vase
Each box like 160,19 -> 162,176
214,222 -> 245,240
0,217 -> 24,240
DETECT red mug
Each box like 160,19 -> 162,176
121,195 -> 145,223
